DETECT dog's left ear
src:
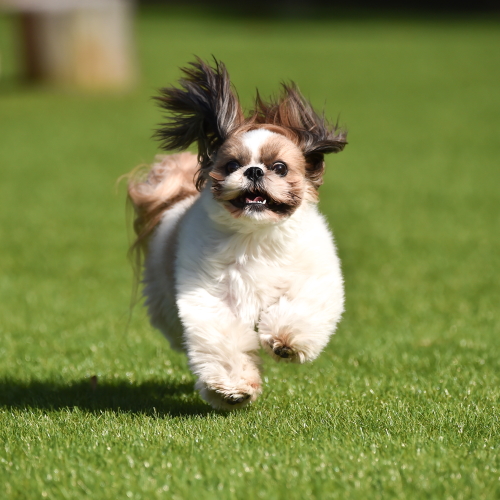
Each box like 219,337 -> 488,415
254,84 -> 347,189
155,57 -> 244,189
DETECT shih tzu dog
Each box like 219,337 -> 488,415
127,58 -> 347,410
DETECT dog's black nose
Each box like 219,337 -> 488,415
244,166 -> 264,182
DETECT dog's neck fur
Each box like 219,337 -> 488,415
200,187 -> 312,266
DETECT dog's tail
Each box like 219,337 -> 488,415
126,151 -> 199,275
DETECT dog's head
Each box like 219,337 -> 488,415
155,58 -> 347,223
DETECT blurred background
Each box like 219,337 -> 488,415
0,0 -> 499,397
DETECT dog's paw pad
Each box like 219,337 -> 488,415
273,345 -> 295,359
261,335 -> 305,363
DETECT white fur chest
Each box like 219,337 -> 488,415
216,239 -> 292,326
175,190 -> 310,328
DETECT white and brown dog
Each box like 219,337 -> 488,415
127,58 -> 347,410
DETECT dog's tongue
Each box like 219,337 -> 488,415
246,194 -> 265,203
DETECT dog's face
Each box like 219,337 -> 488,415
154,58 -> 347,222
209,128 -> 307,222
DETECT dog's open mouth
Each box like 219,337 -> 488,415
229,190 -> 284,212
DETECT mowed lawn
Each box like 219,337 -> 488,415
0,8 -> 499,499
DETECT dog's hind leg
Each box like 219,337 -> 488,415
128,153 -> 199,351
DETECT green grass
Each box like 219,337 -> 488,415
1,7 -> 499,499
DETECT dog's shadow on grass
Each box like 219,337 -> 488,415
0,377 -> 216,418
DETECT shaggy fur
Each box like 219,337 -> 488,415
127,58 -> 347,410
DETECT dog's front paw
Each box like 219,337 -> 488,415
196,377 -> 262,411
223,393 -> 252,405
260,332 -> 307,363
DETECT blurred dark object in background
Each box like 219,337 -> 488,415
137,0 -> 499,15
0,0 -> 137,90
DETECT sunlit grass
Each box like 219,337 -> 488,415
0,8 -> 499,499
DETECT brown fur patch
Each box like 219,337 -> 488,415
259,134 -> 306,209
127,152 -> 199,259
216,136 -> 252,168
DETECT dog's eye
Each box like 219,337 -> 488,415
272,162 -> 288,177
226,161 -> 240,174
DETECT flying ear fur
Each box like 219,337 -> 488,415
154,57 -> 244,190
252,83 -> 347,188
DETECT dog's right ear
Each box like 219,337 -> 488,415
154,57 -> 244,188
252,83 -> 347,191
